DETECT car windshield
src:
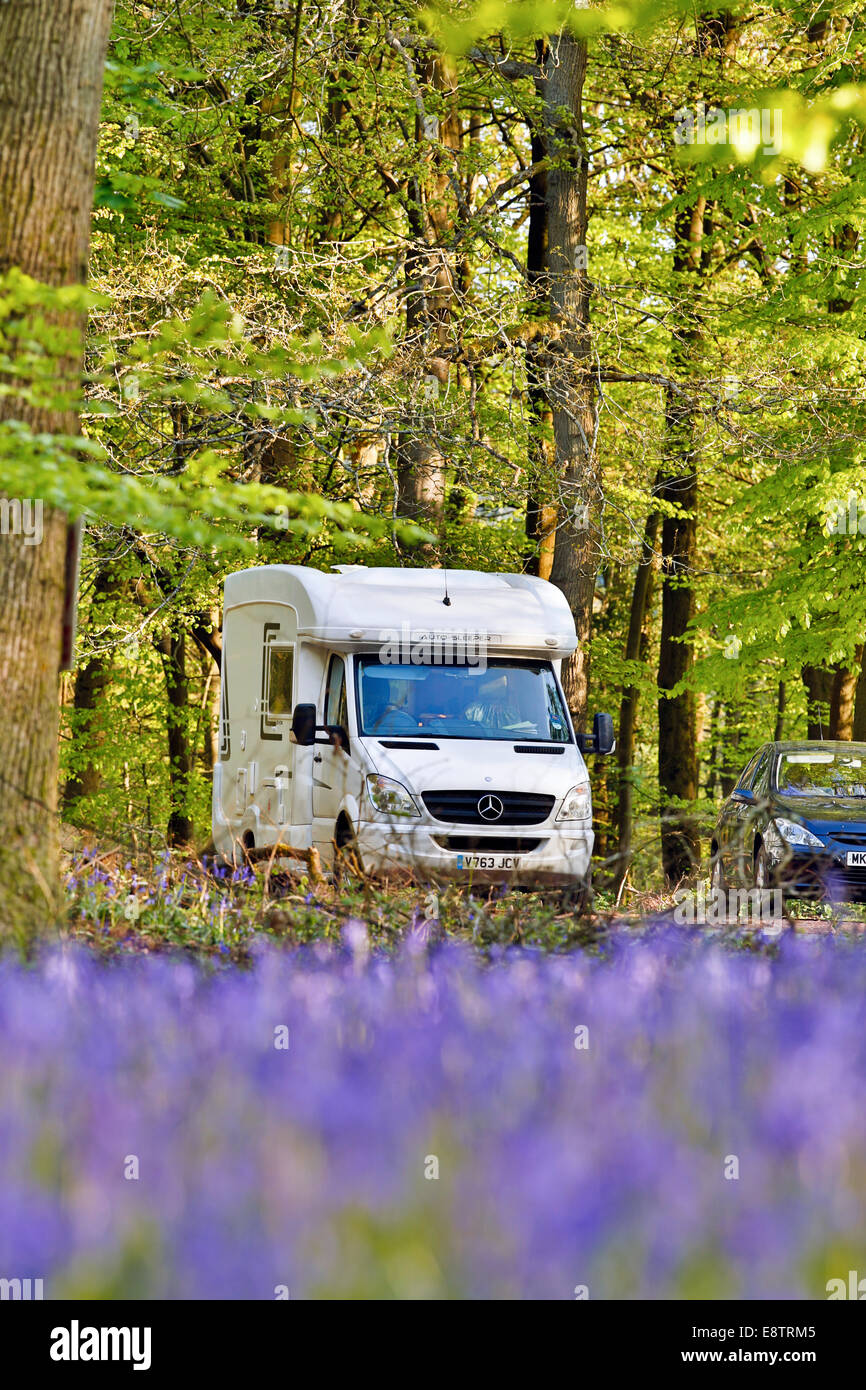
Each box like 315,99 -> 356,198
356,658 -> 572,742
776,750 -> 866,798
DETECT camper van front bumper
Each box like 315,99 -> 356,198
355,822 -> 592,886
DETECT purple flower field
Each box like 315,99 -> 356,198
2,927 -> 865,1299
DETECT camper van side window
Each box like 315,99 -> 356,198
266,646 -> 295,717
325,655 -> 348,729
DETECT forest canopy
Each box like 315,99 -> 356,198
1,0 -> 864,929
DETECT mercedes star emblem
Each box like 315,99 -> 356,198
478,794 -> 504,822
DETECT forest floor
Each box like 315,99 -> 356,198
60,829 -> 866,963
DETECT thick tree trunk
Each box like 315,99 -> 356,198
802,658 -> 858,740
830,652 -> 861,739
615,507 -> 659,886
0,0 -> 115,942
853,648 -> 866,741
544,32 -> 596,726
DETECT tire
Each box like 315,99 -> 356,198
753,842 -> 773,891
753,842 -> 798,929
334,816 -> 364,882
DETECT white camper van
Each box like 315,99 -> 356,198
212,565 -> 614,890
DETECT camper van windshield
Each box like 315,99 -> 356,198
356,658 -> 572,742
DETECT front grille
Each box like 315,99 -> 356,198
774,859 -> 866,900
433,835 -> 545,853
421,790 -> 556,825
830,832 -> 866,846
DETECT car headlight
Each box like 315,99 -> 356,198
772,817 -> 823,849
556,782 -> 592,821
366,775 -> 420,818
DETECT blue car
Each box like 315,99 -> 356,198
710,740 -> 866,902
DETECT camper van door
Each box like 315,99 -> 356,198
256,615 -> 298,842
312,652 -> 352,849
219,601 -> 299,850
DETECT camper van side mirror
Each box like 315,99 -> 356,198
593,712 -> 615,756
290,703 -> 317,746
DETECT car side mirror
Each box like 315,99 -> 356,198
290,702 -> 317,746
733,787 -> 755,804
593,712 -> 615,756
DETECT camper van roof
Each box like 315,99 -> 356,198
223,564 -> 578,657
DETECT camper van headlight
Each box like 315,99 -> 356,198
366,775 -> 421,818
556,782 -> 591,821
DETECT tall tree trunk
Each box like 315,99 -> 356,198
774,680 -> 786,742
615,507 -> 659,886
704,699 -> 720,799
397,52 -> 462,525
803,665 -> 834,739
657,199 -> 704,885
192,608 -> 222,773
719,704 -> 742,798
655,10 -> 742,884
0,0 -> 115,942
545,32 -> 596,726
157,631 -> 193,847
821,219 -> 862,731
200,666 -> 220,776
523,57 -> 556,580
62,552 -> 122,812
314,4 -> 361,245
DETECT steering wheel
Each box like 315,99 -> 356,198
369,704 -> 418,732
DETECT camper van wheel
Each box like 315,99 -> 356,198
241,830 -> 255,864
334,814 -> 364,882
